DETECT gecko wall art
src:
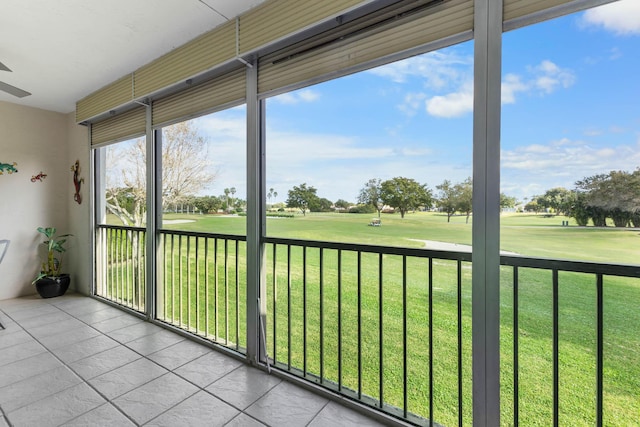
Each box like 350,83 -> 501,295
0,162 -> 18,175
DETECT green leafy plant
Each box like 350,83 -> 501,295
33,227 -> 72,283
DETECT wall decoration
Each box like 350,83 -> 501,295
0,161 -> 18,175
71,160 -> 84,204
31,171 -> 47,182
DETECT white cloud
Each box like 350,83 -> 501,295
501,73 -> 528,104
425,83 -> 474,118
398,92 -> 426,116
530,60 -> 575,94
272,88 -> 321,105
368,50 -> 472,89
582,0 -> 640,35
502,139 -> 640,178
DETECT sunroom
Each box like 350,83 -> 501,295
1,0 -> 638,426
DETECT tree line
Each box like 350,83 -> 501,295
525,169 -> 640,227
286,177 -> 517,220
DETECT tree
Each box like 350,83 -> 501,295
286,183 -> 318,216
436,179 -> 458,223
576,170 -> 640,227
456,178 -> 473,223
161,122 -> 216,212
193,195 -> 222,214
230,187 -> 236,211
334,199 -> 351,210
357,178 -> 384,218
309,197 -> 333,212
500,193 -> 517,210
525,199 -> 542,214
380,177 -> 432,218
536,187 -> 573,216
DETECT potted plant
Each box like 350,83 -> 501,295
32,227 -> 72,298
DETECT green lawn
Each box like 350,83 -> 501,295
105,212 -> 639,426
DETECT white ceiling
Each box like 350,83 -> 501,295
0,0 -> 266,114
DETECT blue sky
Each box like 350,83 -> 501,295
197,1 -> 639,204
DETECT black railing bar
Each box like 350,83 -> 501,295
357,250 -> 362,400
429,257 -> 434,427
126,229 -> 131,307
235,242 -> 240,350
287,244 -> 292,370
501,255 -> 640,278
214,238 -> 219,340
513,266 -> 519,427
158,228 -> 247,241
272,243 -> 277,363
303,246 -> 308,377
97,224 -> 146,232
457,259 -> 463,427
553,269 -> 559,427
320,247 -> 325,384
162,234 -> 167,321
178,235 -> 183,328
195,236 -> 200,333
187,236 -> 192,329
596,273 -> 603,427
224,239 -> 229,345
402,255 -> 408,418
379,252 -> 384,408
204,238 -> 209,338
338,249 -> 343,392
171,234 -> 175,323
265,236 -> 471,261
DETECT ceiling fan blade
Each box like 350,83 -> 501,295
0,81 -> 31,98
0,61 -> 11,72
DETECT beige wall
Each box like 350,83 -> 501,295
0,101 -> 90,299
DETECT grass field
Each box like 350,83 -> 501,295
104,212 -> 639,426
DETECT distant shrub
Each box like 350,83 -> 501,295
348,204 -> 376,214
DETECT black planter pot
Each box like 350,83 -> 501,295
35,274 -> 70,298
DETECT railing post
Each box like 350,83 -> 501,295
246,57 -> 266,364
472,0 -> 502,425
145,106 -> 159,320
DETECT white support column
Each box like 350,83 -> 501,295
145,104 -> 157,320
472,0 -> 502,425
246,59 -> 266,364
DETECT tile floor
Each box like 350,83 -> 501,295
0,294 -> 388,427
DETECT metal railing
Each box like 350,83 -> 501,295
263,236 -> 640,426
156,229 -> 247,353
94,226 -> 640,426
95,225 -> 146,312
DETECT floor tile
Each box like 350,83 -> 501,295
74,307 -> 127,325
61,403 -> 135,426
26,317 -> 85,339
69,345 -> 141,380
224,413 -> 267,427
6,383 -> 105,427
125,329 -> 185,356
0,340 -> 46,367
0,366 -> 81,412
308,401 -> 386,426
0,416 -> 8,427
106,321 -> 163,344
16,309 -> 74,330
206,365 -> 281,410
145,390 -> 238,427
0,329 -> 32,350
0,351 -> 63,388
174,350 -> 242,388
112,373 -> 198,425
55,298 -> 112,317
88,357 -> 168,400
50,334 -> 120,363
91,314 -> 143,333
245,381 -> 329,427
147,339 -> 211,371
6,304 -> 59,321
37,324 -> 101,350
